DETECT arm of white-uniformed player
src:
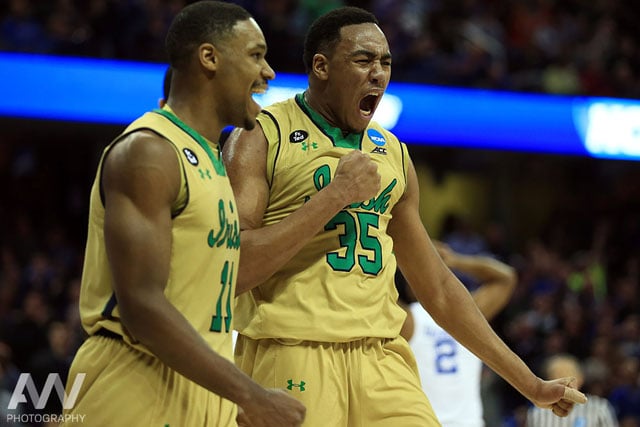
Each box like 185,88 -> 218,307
400,238 -> 516,341
102,131 -> 305,427
434,241 -> 516,321
222,125 -> 381,294
387,155 -> 586,416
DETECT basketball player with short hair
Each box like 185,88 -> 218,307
224,6 -> 587,426
62,2 -> 305,426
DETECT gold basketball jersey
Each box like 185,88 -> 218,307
80,107 -> 240,358
236,94 -> 408,342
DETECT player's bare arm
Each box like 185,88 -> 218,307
223,126 -> 381,294
102,131 -> 304,426
388,156 -> 586,415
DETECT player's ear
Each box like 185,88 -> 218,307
311,53 -> 329,81
199,43 -> 219,72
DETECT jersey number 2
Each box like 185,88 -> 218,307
435,337 -> 458,374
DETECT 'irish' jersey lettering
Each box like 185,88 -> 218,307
235,94 -> 409,342
79,108 -> 239,359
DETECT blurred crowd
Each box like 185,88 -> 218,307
1,0 -> 639,98
1,0 -> 639,426
433,204 -> 640,426
1,150 -> 638,426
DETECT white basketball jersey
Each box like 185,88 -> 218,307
409,302 -> 484,427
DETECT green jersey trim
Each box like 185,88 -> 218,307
295,93 -> 362,150
153,108 -> 226,176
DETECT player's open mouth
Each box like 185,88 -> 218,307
359,93 -> 379,117
251,84 -> 268,95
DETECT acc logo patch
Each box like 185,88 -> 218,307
183,148 -> 199,166
289,130 -> 309,143
367,129 -> 386,146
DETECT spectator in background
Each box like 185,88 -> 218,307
609,356 -> 640,426
251,0 -> 305,73
4,290 -> 51,372
1,0 -> 638,98
583,335 -> 615,395
440,213 -> 488,256
0,342 -> 22,427
527,354 -> 619,427
0,0 -> 49,53
26,321 -> 75,418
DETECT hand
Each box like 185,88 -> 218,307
331,150 -> 381,206
529,377 -> 587,417
237,388 -> 306,427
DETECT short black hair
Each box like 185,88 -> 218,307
165,1 -> 252,70
162,66 -> 172,100
303,6 -> 379,73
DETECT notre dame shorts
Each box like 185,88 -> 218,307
61,334 -> 236,427
235,334 -> 440,427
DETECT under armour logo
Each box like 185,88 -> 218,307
286,379 -> 306,391
301,141 -> 318,151
198,168 -> 212,179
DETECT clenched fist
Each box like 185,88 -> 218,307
330,150 -> 381,206
237,388 -> 306,427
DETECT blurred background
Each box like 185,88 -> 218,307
0,0 -> 639,426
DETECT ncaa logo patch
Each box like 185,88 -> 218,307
367,129 -> 386,146
289,130 -> 309,143
183,148 -> 199,166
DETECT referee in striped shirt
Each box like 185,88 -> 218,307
527,354 -> 618,427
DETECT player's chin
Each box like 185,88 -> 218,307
350,120 -> 369,134
229,107 -> 258,130
241,116 -> 257,131
352,111 -> 373,132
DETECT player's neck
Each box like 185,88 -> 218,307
165,99 -> 223,144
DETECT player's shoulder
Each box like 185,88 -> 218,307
260,96 -> 298,118
258,97 -> 298,130
106,130 -> 176,176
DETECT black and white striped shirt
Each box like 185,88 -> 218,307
526,395 -> 619,427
